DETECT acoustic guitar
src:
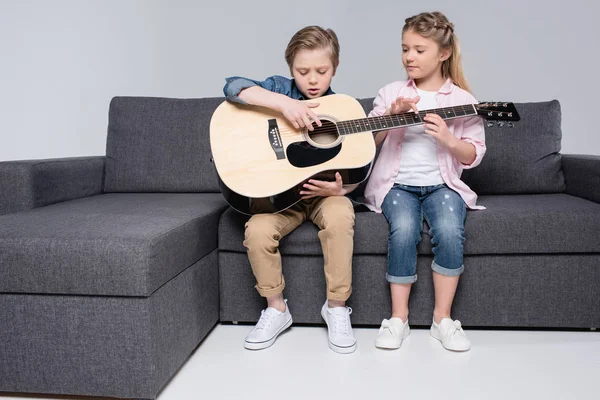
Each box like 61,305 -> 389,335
209,94 -> 520,215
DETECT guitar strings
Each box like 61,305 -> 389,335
274,118 -> 434,137
272,105 -> 484,138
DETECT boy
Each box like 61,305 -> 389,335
223,26 -> 357,354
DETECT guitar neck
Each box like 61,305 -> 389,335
336,104 -> 477,135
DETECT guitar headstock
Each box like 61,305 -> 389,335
475,102 -> 520,127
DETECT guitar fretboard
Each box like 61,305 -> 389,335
337,104 -> 477,135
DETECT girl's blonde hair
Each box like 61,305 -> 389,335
285,26 -> 340,74
403,12 -> 471,93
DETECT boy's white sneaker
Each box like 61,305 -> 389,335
321,301 -> 357,354
244,300 -> 292,350
430,318 -> 471,352
375,317 -> 410,349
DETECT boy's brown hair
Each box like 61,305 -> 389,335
284,26 -> 340,74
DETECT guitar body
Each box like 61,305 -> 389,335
210,94 -> 375,215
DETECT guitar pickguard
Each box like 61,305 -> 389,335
286,141 -> 342,168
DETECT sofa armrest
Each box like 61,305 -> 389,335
562,154 -> 600,204
0,156 -> 105,215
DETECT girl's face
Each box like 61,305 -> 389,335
401,29 -> 450,82
291,47 -> 336,99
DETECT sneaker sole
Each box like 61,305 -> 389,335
328,340 -> 357,354
375,326 -> 410,350
430,326 -> 470,352
321,308 -> 357,354
244,317 -> 293,350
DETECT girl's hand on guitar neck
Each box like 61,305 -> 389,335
374,96 -> 421,146
423,113 -> 454,148
278,97 -> 322,131
300,172 -> 345,199
385,96 -> 421,115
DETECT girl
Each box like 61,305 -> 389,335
364,11 -> 486,351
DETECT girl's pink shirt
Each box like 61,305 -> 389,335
364,79 -> 487,212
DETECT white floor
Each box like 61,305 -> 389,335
3,324 -> 599,400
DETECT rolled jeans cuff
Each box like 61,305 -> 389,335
431,260 -> 464,277
386,273 -> 418,284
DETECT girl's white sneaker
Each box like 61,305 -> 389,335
375,317 -> 410,349
430,318 -> 471,352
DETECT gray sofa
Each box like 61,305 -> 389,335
1,96 -> 599,399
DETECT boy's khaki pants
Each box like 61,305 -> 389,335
243,195 -> 355,301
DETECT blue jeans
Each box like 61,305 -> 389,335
381,184 -> 466,284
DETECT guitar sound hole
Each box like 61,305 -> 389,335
307,120 -> 339,147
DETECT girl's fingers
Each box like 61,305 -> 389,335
426,113 -> 442,122
424,116 -> 438,125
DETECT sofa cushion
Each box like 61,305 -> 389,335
464,194 -> 600,254
218,194 -> 600,256
104,97 -> 224,193
462,100 -> 566,195
358,98 -> 566,195
0,193 -> 228,296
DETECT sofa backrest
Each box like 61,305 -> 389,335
358,98 -> 566,195
104,97 -> 222,193
104,96 -> 565,195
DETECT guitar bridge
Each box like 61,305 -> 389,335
268,119 -> 285,160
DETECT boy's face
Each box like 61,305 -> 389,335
291,47 -> 336,99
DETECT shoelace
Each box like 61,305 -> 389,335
254,308 -> 278,331
330,307 -> 353,337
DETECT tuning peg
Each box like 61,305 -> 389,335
497,121 -> 506,127
486,120 -> 495,127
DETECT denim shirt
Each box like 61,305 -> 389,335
223,75 -> 335,104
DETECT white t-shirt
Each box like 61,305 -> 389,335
395,88 -> 444,186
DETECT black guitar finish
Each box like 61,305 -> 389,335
217,163 -> 372,215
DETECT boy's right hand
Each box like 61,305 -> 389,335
387,96 -> 421,115
279,97 -> 322,131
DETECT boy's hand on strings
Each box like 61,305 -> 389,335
424,113 -> 455,148
300,172 -> 344,199
279,97 -> 322,131
386,96 -> 420,115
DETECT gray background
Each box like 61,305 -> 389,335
1,0 -> 598,161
